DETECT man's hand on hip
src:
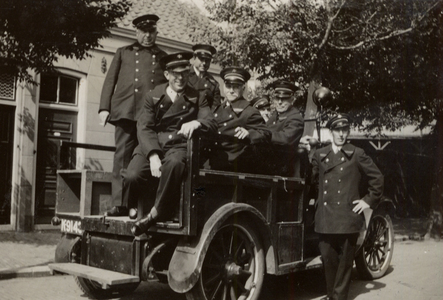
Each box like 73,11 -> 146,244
352,200 -> 370,214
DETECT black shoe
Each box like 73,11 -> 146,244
104,206 -> 129,217
129,208 -> 138,219
131,214 -> 156,236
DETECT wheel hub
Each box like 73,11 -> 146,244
225,261 -> 243,279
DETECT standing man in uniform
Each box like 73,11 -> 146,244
188,44 -> 221,108
312,114 -> 384,300
99,14 -> 167,216
118,52 -> 217,235
265,81 -> 304,176
210,66 -> 271,173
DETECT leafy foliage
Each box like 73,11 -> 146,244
187,0 -> 443,131
0,0 -> 131,82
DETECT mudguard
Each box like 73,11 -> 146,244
168,203 -> 268,293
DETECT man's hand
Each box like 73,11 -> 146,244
178,120 -> 201,139
149,153 -> 162,178
234,127 -> 249,140
352,200 -> 370,214
99,111 -> 110,126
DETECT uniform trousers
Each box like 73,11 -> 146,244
319,233 -> 359,300
121,147 -> 187,220
112,120 -> 137,205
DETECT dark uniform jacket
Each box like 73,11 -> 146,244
312,143 -> 384,234
266,106 -> 304,146
265,106 -> 304,175
99,43 -> 167,124
134,83 -> 217,158
188,68 -> 221,108
212,98 -> 271,163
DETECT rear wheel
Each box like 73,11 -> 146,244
186,219 -> 265,300
355,214 -> 394,279
75,277 -> 139,299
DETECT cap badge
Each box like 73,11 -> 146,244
177,54 -> 182,59
233,68 -> 237,72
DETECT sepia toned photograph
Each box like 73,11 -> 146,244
0,0 -> 442,299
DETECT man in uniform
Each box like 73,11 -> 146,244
99,14 -> 167,215
210,66 -> 271,173
250,95 -> 271,122
265,81 -> 304,176
188,44 -> 221,108
312,114 -> 384,300
117,52 -> 217,235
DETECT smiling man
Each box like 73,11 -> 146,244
108,52 -> 217,235
209,66 -> 271,173
100,14 -> 167,213
312,113 -> 384,300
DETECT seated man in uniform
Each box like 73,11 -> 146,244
264,81 -> 304,176
209,66 -> 271,173
107,52 -> 217,235
250,95 -> 272,122
188,44 -> 221,108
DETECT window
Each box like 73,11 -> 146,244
40,74 -> 78,105
0,71 -> 15,100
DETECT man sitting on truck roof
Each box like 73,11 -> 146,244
105,52 -> 217,235
208,66 -> 271,173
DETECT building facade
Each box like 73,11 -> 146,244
0,0 -> 221,231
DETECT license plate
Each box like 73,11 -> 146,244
60,219 -> 83,235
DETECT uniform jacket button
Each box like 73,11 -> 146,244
324,202 -> 327,206
151,79 -> 154,83
324,191 -> 327,194
134,89 -> 138,92
338,190 -> 341,193
152,55 -> 156,58
168,135 -> 173,139
136,69 -> 139,72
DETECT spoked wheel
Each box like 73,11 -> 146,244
75,276 -> 139,299
186,219 -> 265,300
355,213 -> 394,279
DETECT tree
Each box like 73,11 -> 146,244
0,0 -> 131,83
186,0 -> 443,226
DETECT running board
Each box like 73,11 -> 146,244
48,263 -> 140,288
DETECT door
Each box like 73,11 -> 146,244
0,105 -> 15,224
35,109 -> 77,224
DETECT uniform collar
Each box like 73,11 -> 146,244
225,97 -> 250,114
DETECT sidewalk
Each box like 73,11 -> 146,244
0,217 -> 435,280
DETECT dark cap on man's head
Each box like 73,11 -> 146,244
220,66 -> 251,84
192,44 -> 216,59
159,52 -> 193,71
133,14 -> 159,31
273,81 -> 298,100
250,96 -> 270,110
326,113 -> 351,130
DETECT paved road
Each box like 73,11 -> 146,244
0,240 -> 442,300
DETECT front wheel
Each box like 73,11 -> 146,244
355,214 -> 394,279
186,219 -> 265,300
75,277 -> 139,299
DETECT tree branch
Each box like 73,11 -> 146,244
318,0 -> 347,50
329,0 -> 443,50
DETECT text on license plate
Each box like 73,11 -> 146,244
60,219 -> 83,235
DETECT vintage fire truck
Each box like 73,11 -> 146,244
49,134 -> 394,300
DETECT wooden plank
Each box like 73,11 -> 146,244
48,263 -> 140,286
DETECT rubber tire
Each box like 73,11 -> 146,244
355,213 -> 394,280
75,276 -> 139,299
186,219 -> 265,300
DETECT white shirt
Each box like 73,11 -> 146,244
332,143 -> 342,154
166,86 -> 180,102
193,66 -> 202,78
